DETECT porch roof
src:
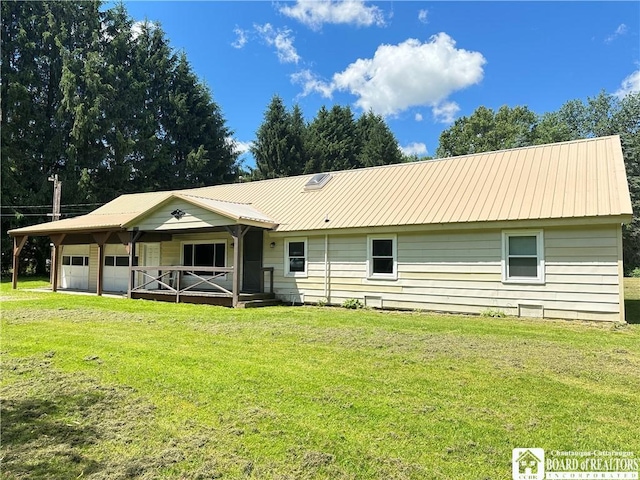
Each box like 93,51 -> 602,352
9,193 -> 277,236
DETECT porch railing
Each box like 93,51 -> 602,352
130,265 -> 274,302
131,266 -> 233,302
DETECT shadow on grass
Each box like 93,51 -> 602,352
625,299 -> 640,324
1,395 -> 103,478
0,355 -> 188,479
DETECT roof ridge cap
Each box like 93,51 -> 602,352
178,193 -> 252,206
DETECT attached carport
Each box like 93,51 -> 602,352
9,221 -> 170,296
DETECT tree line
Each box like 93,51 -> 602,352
249,96 -> 407,180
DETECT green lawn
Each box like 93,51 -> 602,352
2,279 -> 639,479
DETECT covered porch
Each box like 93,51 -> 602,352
9,193 -> 279,308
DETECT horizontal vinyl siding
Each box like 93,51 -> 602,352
136,198 -> 237,231
267,225 -> 622,321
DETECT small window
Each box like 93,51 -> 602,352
62,256 -> 71,266
115,256 -> 129,267
105,256 -> 135,267
71,256 -> 84,266
368,235 -> 397,279
502,230 -> 544,283
285,238 -> 307,276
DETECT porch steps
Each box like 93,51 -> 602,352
237,293 -> 282,308
237,298 -> 282,308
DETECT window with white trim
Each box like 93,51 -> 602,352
182,242 -> 226,275
502,230 -> 544,283
285,238 -> 307,277
367,235 -> 397,279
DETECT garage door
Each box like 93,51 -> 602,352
103,245 -> 131,292
61,248 -> 89,290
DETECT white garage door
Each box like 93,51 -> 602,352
103,245 -> 130,292
60,246 -> 89,290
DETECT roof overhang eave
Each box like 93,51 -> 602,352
8,225 -> 127,237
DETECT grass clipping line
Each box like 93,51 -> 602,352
0,354 -> 213,480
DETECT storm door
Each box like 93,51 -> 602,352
242,229 -> 263,292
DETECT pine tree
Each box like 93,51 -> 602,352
305,105 -> 359,173
251,96 -> 306,179
1,1 -> 238,273
356,111 -> 403,167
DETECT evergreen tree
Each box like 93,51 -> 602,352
1,0 -> 102,273
1,1 -> 238,273
305,105 -> 359,173
251,95 -> 305,179
356,111 -> 403,167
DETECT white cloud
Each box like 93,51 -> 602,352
255,23 -> 300,64
432,101 -> 460,123
415,113 -> 423,122
401,142 -> 428,157
232,27 -> 248,49
321,33 -> 484,117
130,20 -> 157,40
605,23 -> 627,43
232,139 -> 253,155
291,69 -> 334,98
418,9 -> 428,24
280,0 -> 385,31
615,69 -> 640,98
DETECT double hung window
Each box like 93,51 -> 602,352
285,238 -> 307,276
502,231 -> 544,283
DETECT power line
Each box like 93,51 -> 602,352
1,202 -> 104,208
0,212 -> 92,218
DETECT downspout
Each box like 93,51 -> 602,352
324,233 -> 329,302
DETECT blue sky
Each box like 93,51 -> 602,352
122,1 -> 640,168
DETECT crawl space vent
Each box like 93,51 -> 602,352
304,173 -> 332,190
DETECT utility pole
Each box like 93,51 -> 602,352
48,174 -> 62,284
48,174 -> 61,221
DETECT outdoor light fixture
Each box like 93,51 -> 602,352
270,242 -> 276,248
170,208 -> 185,220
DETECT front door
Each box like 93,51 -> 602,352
144,243 -> 161,289
242,229 -> 263,293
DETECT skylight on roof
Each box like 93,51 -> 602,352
305,173 -> 331,190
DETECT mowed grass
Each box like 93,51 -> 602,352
1,279 -> 639,479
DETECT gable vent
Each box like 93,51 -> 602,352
305,173 -> 331,190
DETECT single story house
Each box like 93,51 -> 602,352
9,135 -> 633,321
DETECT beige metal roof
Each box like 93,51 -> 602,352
9,135 -> 633,236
